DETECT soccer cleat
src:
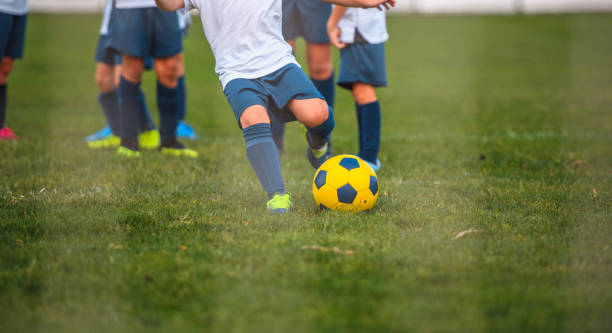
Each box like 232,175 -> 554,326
176,121 -> 200,140
117,146 -> 141,158
160,137 -> 198,158
266,193 -> 293,214
138,129 -> 161,150
84,125 -> 112,142
87,135 -> 120,149
0,127 -> 17,140
365,158 -> 381,172
300,124 -> 332,169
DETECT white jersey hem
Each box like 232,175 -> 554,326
219,58 -> 300,90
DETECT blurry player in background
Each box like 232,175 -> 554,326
0,0 -> 28,140
86,2 -> 198,148
271,0 -> 336,153
327,3 -> 389,171
109,0 -> 196,157
86,0 -> 160,149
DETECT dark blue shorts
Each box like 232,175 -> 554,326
224,64 -> 325,128
107,7 -> 182,59
94,34 -> 121,65
282,0 -> 331,44
0,13 -> 27,59
95,35 -> 154,70
338,42 -> 388,90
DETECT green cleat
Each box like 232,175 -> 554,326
161,146 -> 199,158
160,137 -> 198,158
87,135 -> 120,149
117,146 -> 141,158
139,129 -> 161,150
300,124 -> 332,169
266,193 -> 293,214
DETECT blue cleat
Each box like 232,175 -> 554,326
365,158 -> 381,172
85,125 -> 112,142
176,121 -> 200,140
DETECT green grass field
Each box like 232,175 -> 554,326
1,13 -> 611,332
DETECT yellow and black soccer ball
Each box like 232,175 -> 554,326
312,154 -> 379,212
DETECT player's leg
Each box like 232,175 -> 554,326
154,54 -> 196,157
175,53 -> 199,140
306,42 -> 335,108
0,12 -> 26,140
151,8 -> 195,157
0,56 -> 16,139
352,82 -> 381,169
239,105 -> 291,213
86,61 -> 120,147
117,54 -> 145,154
288,97 -> 335,168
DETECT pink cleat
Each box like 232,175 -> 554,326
0,127 -> 18,140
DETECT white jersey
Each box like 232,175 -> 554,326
338,7 -> 388,44
0,0 -> 28,15
99,0 -> 113,35
114,0 -> 156,9
178,8 -> 191,30
185,0 -> 298,89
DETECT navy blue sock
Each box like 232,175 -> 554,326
157,81 -> 180,142
118,77 -> 141,147
312,71 -> 335,108
243,123 -> 286,198
177,76 -> 186,121
137,89 -> 156,131
307,106 -> 335,149
0,84 -> 6,128
269,111 -> 285,153
98,90 -> 120,135
357,101 -> 381,163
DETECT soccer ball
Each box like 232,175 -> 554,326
312,154 -> 379,212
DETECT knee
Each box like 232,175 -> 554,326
306,100 -> 331,127
352,83 -> 377,105
239,105 -> 270,129
0,58 -> 15,84
121,57 -> 144,82
95,68 -> 115,92
308,59 -> 333,80
155,57 -> 180,87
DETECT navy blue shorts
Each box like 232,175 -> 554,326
338,42 -> 388,90
94,34 -> 121,65
224,64 -> 325,128
0,13 -> 27,59
282,0 -> 331,44
107,7 -> 182,59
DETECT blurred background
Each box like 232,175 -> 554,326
28,0 -> 612,13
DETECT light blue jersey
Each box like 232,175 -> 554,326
0,0 -> 28,15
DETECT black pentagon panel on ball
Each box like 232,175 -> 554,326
319,203 -> 331,210
369,176 -> 379,196
338,157 -> 360,171
314,170 -> 327,190
337,184 -> 358,204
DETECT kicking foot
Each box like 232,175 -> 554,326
139,129 -> 161,150
160,137 -> 198,158
266,193 -> 293,214
0,127 -> 18,140
300,124 -> 332,169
